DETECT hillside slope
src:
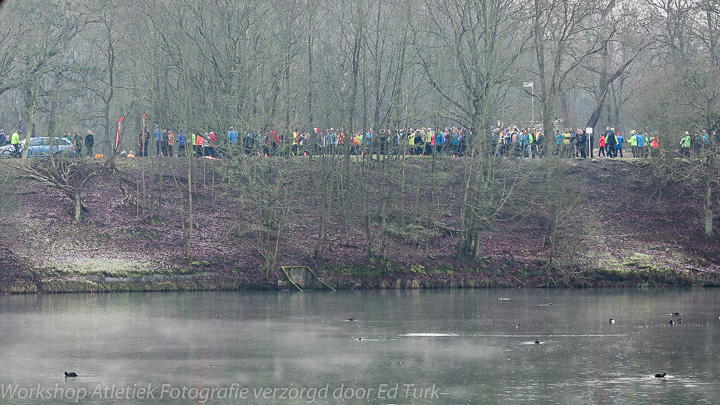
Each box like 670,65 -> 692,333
0,155 -> 718,293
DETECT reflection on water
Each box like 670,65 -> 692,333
1,289 -> 719,403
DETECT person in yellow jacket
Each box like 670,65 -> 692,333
191,132 -> 199,157
425,128 -> 434,155
628,131 -> 637,157
533,129 -> 543,156
408,130 -> 416,155
11,130 -> 21,157
526,128 -> 534,159
291,131 -> 299,156
562,128 -> 572,158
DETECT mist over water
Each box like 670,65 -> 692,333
1,289 -> 719,404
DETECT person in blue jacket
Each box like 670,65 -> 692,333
635,132 -> 645,158
228,127 -> 238,144
177,131 -> 187,156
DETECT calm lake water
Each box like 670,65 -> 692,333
1,289 -> 719,404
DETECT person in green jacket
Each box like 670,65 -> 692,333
680,131 -> 691,157
407,130 -> 416,155
628,131 -> 637,157
10,129 -> 21,157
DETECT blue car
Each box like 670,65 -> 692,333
0,137 -> 77,158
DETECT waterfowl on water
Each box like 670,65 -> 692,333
609,318 -> 616,324
358,337 -> 363,341
534,339 -> 540,344
671,312 -> 680,317
515,323 -> 521,328
677,318 -> 682,324
64,372 -> 77,377
669,319 -> 674,325
347,318 -> 356,322
655,373 -> 666,378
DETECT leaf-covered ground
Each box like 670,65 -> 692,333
0,155 -> 718,293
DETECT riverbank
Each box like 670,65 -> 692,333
0,154 -> 718,293
4,265 -> 720,294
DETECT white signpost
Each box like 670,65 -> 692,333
586,127 -> 593,158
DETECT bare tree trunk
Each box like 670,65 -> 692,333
704,174 -> 713,236
306,1 -> 315,128
75,189 -> 83,222
186,145 -> 193,259
47,70 -> 63,138
704,151 -> 715,236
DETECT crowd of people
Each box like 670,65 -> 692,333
2,123 -> 717,160
495,126 -> 653,159
494,125 -> 719,159
130,124 -> 715,160
61,130 -> 95,157
119,126 -> 471,158
680,130 -> 719,157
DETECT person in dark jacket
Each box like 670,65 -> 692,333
606,129 -> 618,158
137,126 -> 150,157
85,130 -> 95,157
73,132 -> 83,156
575,129 -> 587,159
137,131 -> 145,157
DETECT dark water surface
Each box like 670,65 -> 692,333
1,289 -> 719,404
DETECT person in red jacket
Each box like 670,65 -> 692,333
195,132 -> 205,157
207,131 -> 217,157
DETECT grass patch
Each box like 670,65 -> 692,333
0,282 -> 38,293
324,265 -> 389,278
581,268 -> 703,286
42,258 -> 156,277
